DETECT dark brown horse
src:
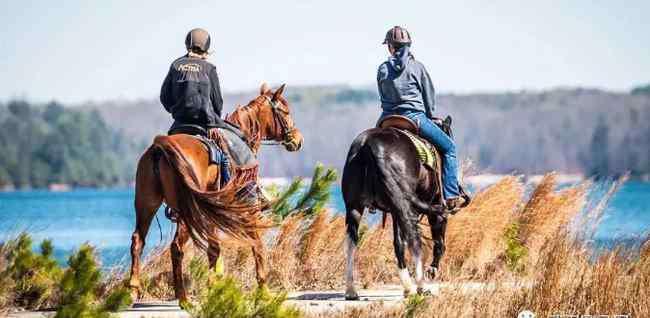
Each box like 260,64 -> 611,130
128,83 -> 303,303
341,126 -> 449,300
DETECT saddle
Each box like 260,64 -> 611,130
168,123 -> 258,188
377,115 -> 449,171
378,115 -> 470,211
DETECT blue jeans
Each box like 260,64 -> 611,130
379,110 -> 460,199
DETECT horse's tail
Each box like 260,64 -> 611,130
350,135 -> 421,250
370,142 -> 421,250
152,135 -> 269,248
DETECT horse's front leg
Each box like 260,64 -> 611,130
427,214 -> 447,279
171,220 -> 190,306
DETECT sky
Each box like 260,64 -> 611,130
1,0 -> 649,104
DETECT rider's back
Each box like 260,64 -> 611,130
377,47 -> 436,119
160,55 -> 224,128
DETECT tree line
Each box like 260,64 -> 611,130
87,84 -> 650,179
0,101 -> 141,188
252,85 -> 650,178
1,84 -> 649,188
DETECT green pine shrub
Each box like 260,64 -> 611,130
270,177 -> 304,219
293,163 -> 337,217
100,287 -> 132,312
269,163 -> 338,220
192,276 -> 301,318
503,221 -> 528,272
0,235 -> 132,314
403,294 -> 427,318
188,256 -> 215,297
55,244 -> 132,318
0,238 -> 16,311
3,233 -> 63,310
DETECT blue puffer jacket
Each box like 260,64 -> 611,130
377,46 -> 436,119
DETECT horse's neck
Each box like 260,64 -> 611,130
227,104 -> 263,153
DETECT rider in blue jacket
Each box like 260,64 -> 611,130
377,26 -> 465,210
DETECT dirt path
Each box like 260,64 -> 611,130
6,283 -> 491,317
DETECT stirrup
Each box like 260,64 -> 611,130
165,206 -> 179,223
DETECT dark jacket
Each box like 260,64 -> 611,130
160,55 -> 225,127
377,46 -> 436,119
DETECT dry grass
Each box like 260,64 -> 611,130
132,209 -> 397,298
444,175 -> 524,277
128,174 -> 564,291
303,174 -> 647,317
307,233 -> 649,318
518,173 -> 589,262
107,173 -> 646,317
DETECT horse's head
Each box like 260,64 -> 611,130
258,83 -> 303,151
227,82 -> 303,153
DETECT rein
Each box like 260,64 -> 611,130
229,95 -> 294,149
261,95 -> 293,146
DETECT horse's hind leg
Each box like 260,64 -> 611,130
129,149 -> 163,298
128,198 -> 160,297
171,220 -> 191,304
207,238 -> 222,270
427,214 -> 448,279
411,233 -> 426,293
392,216 -> 417,296
250,231 -> 268,287
344,208 -> 363,301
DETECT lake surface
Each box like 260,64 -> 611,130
1,181 -> 648,267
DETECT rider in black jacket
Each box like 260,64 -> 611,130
160,28 -> 226,132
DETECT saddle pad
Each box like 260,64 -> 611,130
217,128 -> 257,167
194,136 -> 230,185
196,136 -> 224,166
400,129 -> 436,169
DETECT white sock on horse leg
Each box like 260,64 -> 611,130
414,253 -> 424,289
398,267 -> 417,295
345,224 -> 358,298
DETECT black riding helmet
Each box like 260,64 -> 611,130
185,28 -> 211,53
383,26 -> 412,46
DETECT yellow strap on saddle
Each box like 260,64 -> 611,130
401,130 -> 435,168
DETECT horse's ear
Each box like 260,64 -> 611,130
260,82 -> 271,95
272,84 -> 286,101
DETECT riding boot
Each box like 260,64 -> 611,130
445,197 -> 466,213
257,185 -> 273,211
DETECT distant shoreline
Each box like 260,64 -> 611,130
2,173 -> 648,192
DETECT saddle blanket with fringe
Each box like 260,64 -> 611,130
398,129 -> 437,169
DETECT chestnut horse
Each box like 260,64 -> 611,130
128,83 -> 303,303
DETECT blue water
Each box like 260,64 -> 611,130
0,181 -> 648,267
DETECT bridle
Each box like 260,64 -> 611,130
260,95 -> 295,146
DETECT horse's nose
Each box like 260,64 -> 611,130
286,132 -> 303,151
295,137 -> 303,151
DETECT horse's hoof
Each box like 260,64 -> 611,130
403,288 -> 417,297
417,287 -> 432,296
179,299 -> 193,310
127,284 -> 140,301
130,289 -> 139,301
344,291 -> 359,301
425,266 -> 438,280
257,283 -> 269,294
